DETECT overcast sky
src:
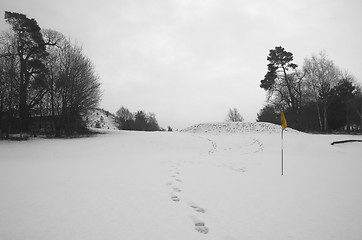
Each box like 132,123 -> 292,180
1,0 -> 362,129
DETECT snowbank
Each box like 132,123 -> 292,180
181,122 -> 299,134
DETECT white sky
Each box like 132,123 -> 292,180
1,0 -> 362,129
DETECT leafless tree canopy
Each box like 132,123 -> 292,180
303,52 -> 341,131
0,12 -> 102,137
226,108 -> 244,122
259,47 -> 362,133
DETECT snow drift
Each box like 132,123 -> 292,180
181,121 -> 299,134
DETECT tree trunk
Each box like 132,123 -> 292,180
315,101 -> 323,131
50,76 -> 60,136
346,107 -> 350,134
19,58 -> 29,132
323,104 -> 328,132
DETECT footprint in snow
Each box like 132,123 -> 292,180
195,222 -> 209,234
189,202 -> 206,213
173,187 -> 182,192
171,195 -> 180,202
191,216 -> 209,234
234,167 -> 247,172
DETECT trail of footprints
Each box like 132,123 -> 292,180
222,138 -> 264,154
166,162 -> 209,234
162,137 -> 263,237
207,138 -> 217,154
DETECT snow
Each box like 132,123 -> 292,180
86,108 -> 118,130
1,123 -> 362,240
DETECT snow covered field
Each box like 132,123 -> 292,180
1,123 -> 362,240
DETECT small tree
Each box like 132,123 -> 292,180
116,106 -> 134,129
226,108 -> 244,122
146,112 -> 160,131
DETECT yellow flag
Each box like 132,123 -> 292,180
281,112 -> 287,130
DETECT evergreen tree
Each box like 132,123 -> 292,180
328,78 -> 356,132
260,46 -> 304,129
256,105 -> 279,124
134,111 -> 147,131
4,11 -> 50,131
146,112 -> 160,131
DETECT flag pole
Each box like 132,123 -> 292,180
280,112 -> 287,176
281,128 -> 284,176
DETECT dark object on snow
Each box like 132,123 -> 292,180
331,140 -> 362,145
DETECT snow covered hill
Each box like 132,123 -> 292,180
181,121 -> 300,134
86,108 -> 118,130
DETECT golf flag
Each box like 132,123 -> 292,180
281,112 -> 287,130
280,112 -> 287,175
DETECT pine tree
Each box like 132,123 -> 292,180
4,11 -> 49,131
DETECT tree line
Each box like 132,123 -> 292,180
258,46 -> 362,133
115,106 -> 162,131
0,12 -> 101,138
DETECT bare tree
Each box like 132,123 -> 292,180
42,31 -> 101,135
58,42 -> 101,133
41,29 -> 66,135
268,70 -> 307,112
303,52 -> 341,131
0,31 -> 19,136
226,108 -> 244,122
116,106 -> 134,121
